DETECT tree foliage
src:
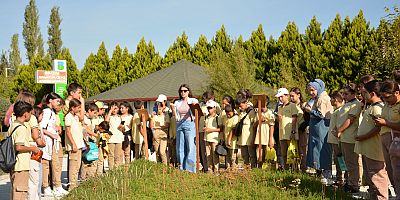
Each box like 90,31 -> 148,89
9,34 -> 21,76
23,0 -> 44,63
48,6 -> 63,60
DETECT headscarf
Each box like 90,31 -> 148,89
307,79 -> 325,97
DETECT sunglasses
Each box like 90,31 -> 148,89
180,89 -> 189,93
207,107 -> 214,109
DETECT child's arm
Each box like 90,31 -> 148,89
291,115 -> 298,134
269,125 -> 274,148
79,96 -> 85,122
16,144 -> 39,154
31,127 -> 45,147
66,126 -> 77,152
336,115 -> 356,137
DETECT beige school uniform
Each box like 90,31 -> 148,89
255,109 -> 275,145
152,112 -> 170,164
237,109 -> 257,146
204,115 -> 222,143
278,102 -> 298,141
10,122 -> 31,200
337,99 -> 362,144
224,115 -> 239,150
381,102 -> 400,196
107,115 -> 124,169
327,108 -> 341,145
337,99 -> 362,189
354,102 -> 385,161
65,112 -> 83,190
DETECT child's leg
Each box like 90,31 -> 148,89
108,143 -> 116,170
114,143 -> 123,167
205,141 -> 212,171
41,159 -> 50,189
68,150 -> 82,191
280,140 -> 289,169
226,149 -> 233,169
11,170 -> 29,200
248,145 -> 257,168
96,148 -> 104,175
28,160 -> 40,200
298,130 -> 308,171
123,141 -> 131,164
342,142 -> 360,191
240,145 -> 250,167
232,149 -> 239,167
331,144 -> 343,182
153,130 -> 161,162
160,136 -> 168,165
365,157 -> 388,199
211,142 -> 219,171
51,142 -> 63,188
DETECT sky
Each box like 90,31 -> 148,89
0,0 -> 398,69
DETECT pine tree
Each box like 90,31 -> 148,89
192,35 -> 211,67
207,40 -> 265,100
108,45 -> 126,89
48,6 -> 63,60
0,51 -> 9,77
302,16 -> 329,88
322,14 -> 344,90
339,11 -> 373,84
120,47 -> 134,84
162,32 -> 192,68
9,34 -> 21,76
245,24 -> 268,81
80,53 -> 100,97
211,25 -> 233,54
59,48 -> 81,85
95,42 -> 110,93
23,0 -> 44,63
129,37 -> 162,81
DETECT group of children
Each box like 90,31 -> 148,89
5,73 -> 400,200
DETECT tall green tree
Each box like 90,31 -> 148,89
95,42 -> 110,93
108,45 -> 127,89
339,11 -> 374,83
23,0 -> 44,63
128,37 -> 162,81
59,48 -> 81,85
245,24 -> 268,81
48,6 -> 62,60
322,14 -> 344,90
192,35 -> 211,67
211,25 -> 233,54
0,51 -> 9,77
162,32 -> 192,68
9,34 -> 21,76
302,16 -> 329,88
207,40 -> 265,100
80,53 -> 100,97
120,47 -> 134,84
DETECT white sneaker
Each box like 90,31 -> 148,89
42,187 -> 54,197
55,186 -> 69,196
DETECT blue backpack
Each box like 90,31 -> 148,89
83,141 -> 99,162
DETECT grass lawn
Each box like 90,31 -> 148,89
63,160 -> 352,200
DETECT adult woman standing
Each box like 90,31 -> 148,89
304,79 -> 333,178
171,84 -> 199,173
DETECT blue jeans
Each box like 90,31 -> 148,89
176,120 -> 196,173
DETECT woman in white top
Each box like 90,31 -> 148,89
171,84 -> 199,173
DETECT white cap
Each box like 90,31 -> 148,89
275,88 -> 289,98
206,100 -> 217,108
95,101 -> 108,109
156,94 -> 167,102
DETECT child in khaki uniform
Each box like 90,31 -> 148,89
355,80 -> 388,199
224,105 -> 239,169
96,121 -> 111,175
255,101 -> 275,168
105,102 -> 124,170
10,101 -> 40,200
81,103 -> 99,180
333,83 -> 362,193
204,100 -> 222,172
131,100 -> 147,159
151,95 -> 170,165
328,91 -> 346,184
375,80 -> 400,196
276,88 -> 298,169
65,99 -> 84,191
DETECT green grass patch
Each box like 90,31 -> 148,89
63,160 -> 352,200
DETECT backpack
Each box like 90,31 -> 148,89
234,108 -> 253,137
0,125 -> 22,173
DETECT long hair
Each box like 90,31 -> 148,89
290,87 -> 304,103
178,84 -> 193,99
